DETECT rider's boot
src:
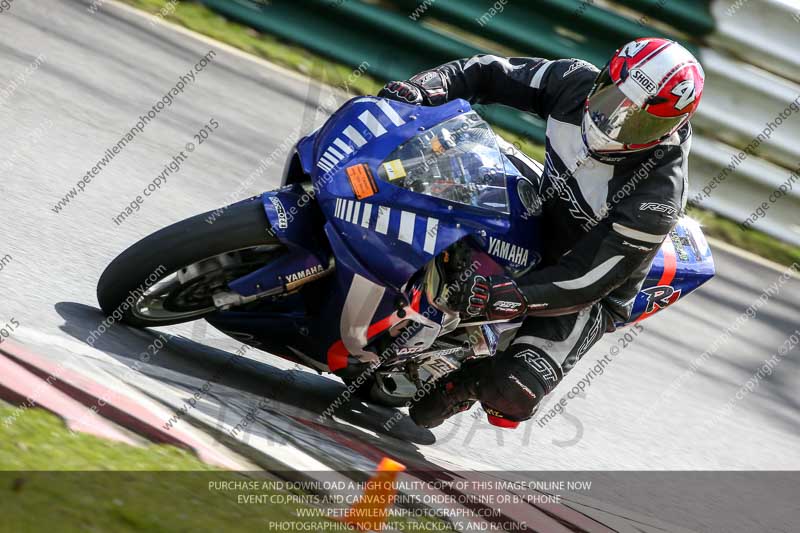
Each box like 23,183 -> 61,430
409,360 -> 486,428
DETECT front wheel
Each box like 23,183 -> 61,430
97,197 -> 283,328
341,373 -> 415,408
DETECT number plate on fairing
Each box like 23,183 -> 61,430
419,353 -> 460,380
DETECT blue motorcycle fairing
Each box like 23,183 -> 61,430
209,97 -> 714,372
623,216 -> 714,326
290,134 -> 318,180
226,185 -> 330,298
260,184 -> 326,250
204,291 -> 320,368
474,159 -> 543,276
318,224 -> 402,370
309,97 -> 543,290
323,220 -> 386,290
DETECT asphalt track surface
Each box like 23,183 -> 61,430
2,1 -> 799,531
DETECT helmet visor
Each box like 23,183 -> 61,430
587,69 -> 684,146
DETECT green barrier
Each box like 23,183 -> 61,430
611,0 -> 715,36
199,0 -> 477,80
396,0 -> 604,64
391,0 -> 698,65
199,0 -> 547,142
198,0 -> 706,143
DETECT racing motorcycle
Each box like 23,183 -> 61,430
97,96 -> 715,417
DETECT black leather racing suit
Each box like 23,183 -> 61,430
399,55 -> 690,424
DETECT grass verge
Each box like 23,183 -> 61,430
0,406 -> 452,532
119,0 -> 796,265
0,405 -> 215,471
687,206 -> 800,266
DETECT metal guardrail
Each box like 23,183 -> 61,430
689,136 -> 800,245
709,0 -> 800,85
694,48 -> 800,172
591,0 -> 800,245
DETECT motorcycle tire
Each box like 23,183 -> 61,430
97,196 -> 281,328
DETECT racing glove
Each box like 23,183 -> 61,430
378,70 -> 448,106
378,81 -> 425,105
452,274 -> 529,321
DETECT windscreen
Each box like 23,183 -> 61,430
376,112 -> 510,213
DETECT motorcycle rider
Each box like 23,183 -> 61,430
378,38 -> 704,428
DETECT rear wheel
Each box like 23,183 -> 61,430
97,197 -> 283,328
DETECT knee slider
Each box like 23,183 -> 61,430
505,345 -> 564,394
478,346 -> 562,421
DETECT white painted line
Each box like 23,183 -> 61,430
376,99 -> 406,126
333,137 -> 353,154
345,200 -> 353,222
398,211 -> 415,244
375,206 -> 390,235
424,217 -> 439,254
343,125 -> 367,147
326,146 -> 344,161
14,327 -> 332,471
360,203 -> 372,228
358,110 -> 387,137
107,0 -> 330,90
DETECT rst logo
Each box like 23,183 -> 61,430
514,349 -> 560,386
630,69 -> 657,93
487,237 -> 529,266
493,300 -> 522,311
640,202 -> 677,215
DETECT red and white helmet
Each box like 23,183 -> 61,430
583,38 -> 705,155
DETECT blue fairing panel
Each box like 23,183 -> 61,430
208,95 -> 717,369
305,96 -> 542,290
624,216 -> 715,326
295,134 -> 317,176
225,186 -> 331,298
